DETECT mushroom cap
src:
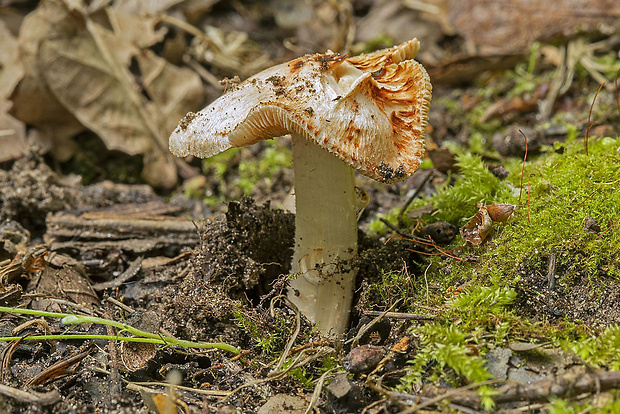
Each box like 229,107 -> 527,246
169,39 -> 432,183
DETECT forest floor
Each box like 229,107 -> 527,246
1,1 -> 620,413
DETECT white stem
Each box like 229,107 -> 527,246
287,134 -> 358,336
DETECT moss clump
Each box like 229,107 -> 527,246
187,140 -> 291,206
455,135 -> 620,286
564,324 -> 620,370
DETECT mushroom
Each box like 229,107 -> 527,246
169,39 -> 432,336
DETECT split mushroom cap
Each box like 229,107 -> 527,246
169,39 -> 432,183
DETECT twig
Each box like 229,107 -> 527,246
105,297 -> 135,313
415,369 -> 620,410
362,311 -> 434,321
584,83 -> 605,156
379,218 -> 410,238
92,256 -> 142,291
547,252 -> 557,291
398,170 -> 434,218
399,379 -> 508,413
0,383 -> 60,405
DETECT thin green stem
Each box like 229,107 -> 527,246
0,306 -> 69,319
0,306 -> 239,354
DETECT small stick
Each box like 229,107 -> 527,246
0,383 -> 60,405
362,311 -> 434,321
398,170 -> 434,218
105,297 -> 136,313
379,218 -> 410,238
518,130 -> 528,205
92,256 -> 143,291
585,83 -> 605,156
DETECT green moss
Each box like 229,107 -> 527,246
399,285 -> 516,394
189,140 -> 292,206
410,150 -> 517,226
472,135 -> 619,284
564,324 -> 620,370
383,136 -> 620,407
365,269 -> 418,311
233,305 -> 289,355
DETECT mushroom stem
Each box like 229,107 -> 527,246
288,134 -> 358,336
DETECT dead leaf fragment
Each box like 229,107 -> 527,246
10,0 -> 85,159
0,101 -> 27,163
10,1 -> 204,188
120,341 -> 157,372
0,20 -> 24,100
461,203 -> 515,245
486,204 -> 516,222
461,205 -> 493,245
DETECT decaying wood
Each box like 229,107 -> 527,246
45,202 -> 200,254
0,383 -> 61,405
419,369 -> 620,410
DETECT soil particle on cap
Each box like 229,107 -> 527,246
178,112 -> 197,131
377,162 -> 406,183
266,75 -> 283,86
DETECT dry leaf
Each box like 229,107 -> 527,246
460,204 -> 494,245
461,203 -> 515,245
10,0 -> 205,188
9,1 -> 85,160
0,20 -> 24,100
486,203 -> 516,222
136,49 -> 205,135
0,101 -> 28,163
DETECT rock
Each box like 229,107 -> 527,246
343,345 -> 385,374
418,221 -> 458,245
325,374 -> 366,412
583,217 -> 601,234
257,394 -> 307,414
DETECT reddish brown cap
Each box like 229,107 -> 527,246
169,39 -> 432,183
